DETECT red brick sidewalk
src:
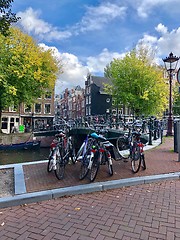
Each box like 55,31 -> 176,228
1,177 -> 180,239
23,137 -> 179,193
1,137 -> 180,240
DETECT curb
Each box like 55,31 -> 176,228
0,138 -> 165,209
0,172 -> 179,209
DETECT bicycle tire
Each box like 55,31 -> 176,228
47,149 -> 55,172
107,156 -> 113,176
90,156 -> 100,182
131,145 -> 141,173
68,137 -> 76,164
47,157 -> 53,172
116,137 -> 130,159
79,157 -> 89,180
55,157 -> 65,180
141,154 -> 146,170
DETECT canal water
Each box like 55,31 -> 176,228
0,148 -> 50,165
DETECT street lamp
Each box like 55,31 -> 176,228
162,52 -> 180,136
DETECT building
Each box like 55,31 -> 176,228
1,90 -> 55,134
55,86 -> 85,123
85,74 -> 112,116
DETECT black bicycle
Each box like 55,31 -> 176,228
116,131 -> 146,173
47,130 -> 76,180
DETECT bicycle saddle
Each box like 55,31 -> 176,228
90,132 -> 107,141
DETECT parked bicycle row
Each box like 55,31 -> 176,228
47,124 -> 147,182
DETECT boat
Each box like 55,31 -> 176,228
0,140 -> 41,151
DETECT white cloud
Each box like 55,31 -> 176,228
39,43 -> 89,92
136,23 -> 180,65
87,48 -> 124,73
135,0 -> 180,18
17,7 -> 72,41
38,44 -> 126,93
56,48 -> 126,93
75,2 -> 127,33
15,1 -> 180,94
157,26 -> 180,56
155,23 -> 168,35
56,53 -> 89,92
17,2 -> 127,41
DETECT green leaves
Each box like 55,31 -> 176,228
104,47 -> 168,117
0,27 -> 61,110
0,0 -> 20,36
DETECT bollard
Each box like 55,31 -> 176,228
177,121 -> 180,161
148,118 -> 153,145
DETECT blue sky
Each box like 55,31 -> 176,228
11,0 -> 180,93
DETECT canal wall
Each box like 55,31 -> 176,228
0,133 -> 34,145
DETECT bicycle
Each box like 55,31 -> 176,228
89,132 -> 114,182
116,130 -> 146,173
77,131 -> 114,182
75,133 -> 95,180
47,129 -> 76,180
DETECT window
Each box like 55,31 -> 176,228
45,92 -> 52,99
24,105 -> 32,113
10,118 -> 14,123
35,103 -> 41,113
45,104 -> 51,114
86,107 -> 88,116
89,95 -> 91,104
9,105 -> 18,112
1,117 -> 8,129
88,106 -> 91,115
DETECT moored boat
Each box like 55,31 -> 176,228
0,140 -> 41,151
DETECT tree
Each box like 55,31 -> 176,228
0,27 -> 62,131
0,0 -> 20,36
104,47 -> 168,117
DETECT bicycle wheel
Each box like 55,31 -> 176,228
47,149 -> 55,172
141,154 -> 146,170
68,136 -> 76,164
131,145 -> 141,173
79,155 -> 90,180
116,137 -> 129,159
90,155 -> 100,182
55,156 -> 65,180
107,156 -> 113,176
47,157 -> 53,172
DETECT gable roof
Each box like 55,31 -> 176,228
91,76 -> 111,92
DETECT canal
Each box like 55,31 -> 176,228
0,148 -> 50,165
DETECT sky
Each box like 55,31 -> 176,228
11,0 -> 180,94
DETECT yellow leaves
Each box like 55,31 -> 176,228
0,26 -> 62,109
140,90 -> 149,100
8,86 -> 17,95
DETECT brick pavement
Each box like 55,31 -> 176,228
23,137 -> 179,194
1,137 -> 180,239
1,179 -> 180,239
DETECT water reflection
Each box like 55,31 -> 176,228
0,148 -> 50,165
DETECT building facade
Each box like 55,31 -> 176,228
55,86 -> 85,124
85,74 -> 112,116
1,90 -> 55,134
